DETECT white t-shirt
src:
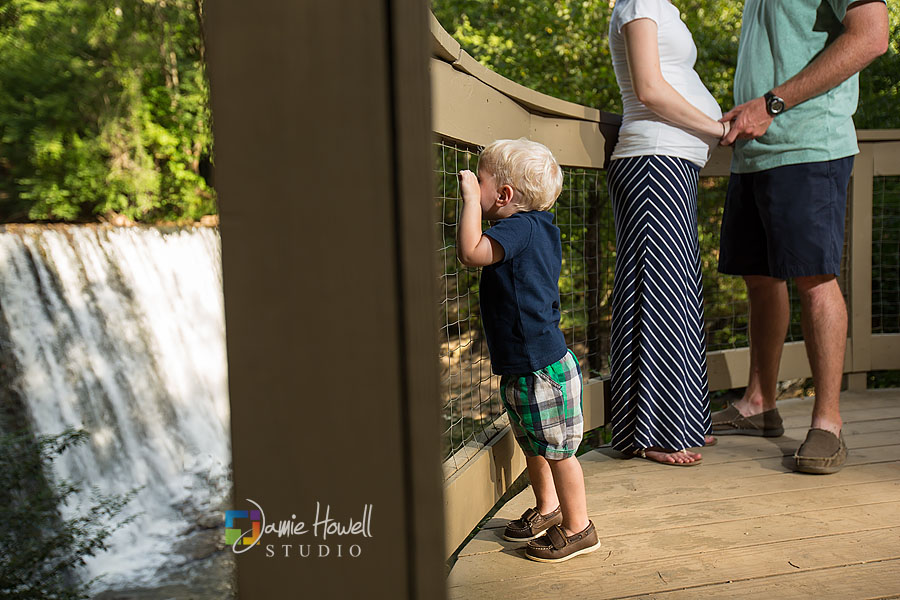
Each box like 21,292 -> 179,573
609,0 -> 722,167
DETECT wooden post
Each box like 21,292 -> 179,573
585,189 -> 602,378
849,145 -> 875,392
205,1 -> 446,598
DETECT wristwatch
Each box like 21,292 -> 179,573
764,91 -> 786,116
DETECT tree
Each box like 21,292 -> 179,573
854,0 -> 900,128
0,428 -> 135,599
0,0 -> 213,223
431,0 -> 900,127
432,0 -> 622,112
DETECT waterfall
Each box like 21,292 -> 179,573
0,225 -> 231,589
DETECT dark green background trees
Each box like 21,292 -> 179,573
431,0 -> 900,127
0,1 -> 897,223
0,0 -> 212,223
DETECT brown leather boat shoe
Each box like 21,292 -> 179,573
711,404 -> 784,437
524,522 -> 601,563
502,506 -> 563,542
794,428 -> 848,474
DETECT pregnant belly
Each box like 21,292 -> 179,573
668,72 -> 722,120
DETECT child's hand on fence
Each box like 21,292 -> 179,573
456,169 -> 504,267
458,170 -> 481,205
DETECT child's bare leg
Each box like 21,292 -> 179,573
546,456 -> 590,535
526,455 -> 560,514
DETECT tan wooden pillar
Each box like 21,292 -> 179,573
849,144 -> 875,391
205,1 -> 446,598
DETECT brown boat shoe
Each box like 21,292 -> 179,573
711,404 -> 784,437
794,428 -> 848,474
502,506 -> 563,542
524,522 -> 602,563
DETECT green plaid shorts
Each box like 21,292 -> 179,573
499,349 -> 583,460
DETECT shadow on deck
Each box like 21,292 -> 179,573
447,388 -> 900,599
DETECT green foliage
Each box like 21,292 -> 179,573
855,2 -> 900,128
430,0 -> 742,111
0,0 -> 213,223
868,370 -> 900,389
0,428 -> 135,600
873,176 -> 900,334
432,0 -> 621,112
431,0 -> 900,127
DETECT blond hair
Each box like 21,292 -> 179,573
477,138 -> 564,211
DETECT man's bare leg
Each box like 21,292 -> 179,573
796,274 -> 846,436
732,275 -> 790,417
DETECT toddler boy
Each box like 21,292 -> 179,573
457,138 -> 599,563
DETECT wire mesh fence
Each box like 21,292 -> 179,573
436,140 -> 499,476
435,139 -> 614,477
696,177 -> 749,350
436,139 -> 862,480
873,176 -> 900,334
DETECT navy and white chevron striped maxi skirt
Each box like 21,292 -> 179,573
607,155 -> 712,454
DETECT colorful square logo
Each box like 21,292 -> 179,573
225,509 -> 261,546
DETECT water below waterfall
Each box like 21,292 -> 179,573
0,225 -> 233,595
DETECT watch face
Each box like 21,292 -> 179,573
768,97 -> 785,115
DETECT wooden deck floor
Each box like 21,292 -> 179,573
447,389 -> 900,599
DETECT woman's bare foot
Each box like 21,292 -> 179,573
638,447 -> 702,465
705,434 -> 718,446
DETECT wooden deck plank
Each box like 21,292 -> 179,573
470,462 -> 900,555
628,558 -> 900,600
477,437 -> 900,538
482,399 -> 900,527
774,390 -> 899,413
453,499 -> 900,583
464,480 -> 900,557
448,390 -> 900,598
448,529 -> 900,599
581,429 -> 900,472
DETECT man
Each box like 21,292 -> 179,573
714,0 -> 889,474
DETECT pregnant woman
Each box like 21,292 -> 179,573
607,0 -> 728,465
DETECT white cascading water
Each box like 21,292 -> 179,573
0,225 -> 230,589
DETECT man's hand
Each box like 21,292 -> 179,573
719,1 -> 887,148
720,97 -> 773,146
458,170 -> 481,204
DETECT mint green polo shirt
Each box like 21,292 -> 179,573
731,0 -> 883,173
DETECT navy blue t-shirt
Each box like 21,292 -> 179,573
480,211 -> 568,375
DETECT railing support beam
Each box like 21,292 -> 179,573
850,145 -> 875,382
